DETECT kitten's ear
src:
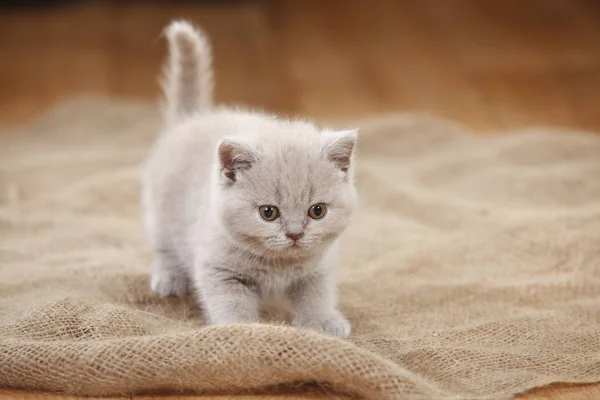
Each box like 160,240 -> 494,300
323,129 -> 358,175
217,139 -> 258,184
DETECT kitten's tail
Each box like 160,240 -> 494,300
162,20 -> 213,127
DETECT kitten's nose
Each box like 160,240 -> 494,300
286,231 -> 304,241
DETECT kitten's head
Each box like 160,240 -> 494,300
213,120 -> 358,259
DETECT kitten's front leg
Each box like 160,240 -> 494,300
197,267 -> 260,325
290,272 -> 350,337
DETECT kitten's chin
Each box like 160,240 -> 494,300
268,244 -> 314,259
241,241 -> 317,260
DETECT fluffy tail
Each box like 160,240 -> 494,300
162,20 -> 213,127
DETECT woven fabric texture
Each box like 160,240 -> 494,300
1,99 -> 599,400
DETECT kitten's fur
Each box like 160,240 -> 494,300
142,20 -> 358,337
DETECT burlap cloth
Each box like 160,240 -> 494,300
1,98 -> 599,400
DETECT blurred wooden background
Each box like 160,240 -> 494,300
1,0 -> 600,399
1,0 -> 600,132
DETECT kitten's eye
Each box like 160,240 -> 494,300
259,205 -> 279,221
308,203 -> 327,220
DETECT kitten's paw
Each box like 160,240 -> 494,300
292,310 -> 351,337
150,269 -> 190,298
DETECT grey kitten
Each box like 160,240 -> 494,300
142,20 -> 358,337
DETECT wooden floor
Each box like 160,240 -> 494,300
1,0 -> 600,399
1,384 -> 599,400
2,0 -> 600,132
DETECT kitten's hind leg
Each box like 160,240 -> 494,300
150,250 -> 190,298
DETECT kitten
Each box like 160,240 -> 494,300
142,20 -> 358,337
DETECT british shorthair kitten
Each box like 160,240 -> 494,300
142,20 -> 358,337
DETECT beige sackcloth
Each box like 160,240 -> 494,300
1,98 -> 599,400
